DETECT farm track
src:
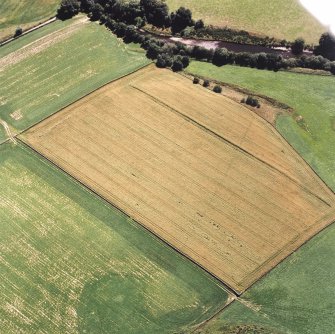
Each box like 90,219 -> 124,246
20,66 -> 335,293
0,120 -> 16,144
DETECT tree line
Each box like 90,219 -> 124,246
56,0 -> 335,74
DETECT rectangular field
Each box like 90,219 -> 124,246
22,66 -> 335,293
0,16 -> 150,132
0,142 -> 228,333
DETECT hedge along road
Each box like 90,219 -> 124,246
0,15 -> 151,134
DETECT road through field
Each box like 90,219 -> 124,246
22,66 -> 335,293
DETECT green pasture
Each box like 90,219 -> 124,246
0,0 -> 59,41
0,142 -> 228,333
0,17 -> 150,132
186,62 -> 335,192
0,125 -> 7,143
196,223 -> 335,334
166,0 -> 324,43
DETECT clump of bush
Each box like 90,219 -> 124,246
213,85 -> 222,93
14,27 -> 23,37
193,77 -> 200,84
242,96 -> 260,108
203,79 -> 210,87
56,0 -> 80,20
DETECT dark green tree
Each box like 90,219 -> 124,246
203,79 -> 210,87
90,3 -> 104,21
291,38 -> 305,55
194,19 -> 204,30
181,55 -> 190,68
14,27 -> 23,37
140,0 -> 170,28
57,0 -> 80,20
314,32 -> 335,60
156,53 -> 173,68
171,7 -> 193,34
213,85 -> 222,93
330,62 -> 335,75
171,59 -> 183,71
212,48 -> 231,66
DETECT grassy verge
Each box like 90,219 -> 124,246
0,16 -> 150,132
186,62 -> 335,192
165,0 -> 324,43
0,142 -> 228,333
0,0 -> 59,41
196,223 -> 335,334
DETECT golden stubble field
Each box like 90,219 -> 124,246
22,66 -> 335,293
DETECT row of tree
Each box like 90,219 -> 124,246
56,0 -> 335,73
58,0 -> 197,34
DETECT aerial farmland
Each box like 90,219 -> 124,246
1,0 -> 335,333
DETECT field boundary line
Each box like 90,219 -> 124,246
17,138 -> 238,297
183,70 -> 293,113
19,63 -> 152,137
130,84 -> 332,207
0,17 -> 57,47
183,70 -> 335,197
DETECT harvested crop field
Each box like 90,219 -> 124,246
22,66 -> 335,293
0,142 -> 228,333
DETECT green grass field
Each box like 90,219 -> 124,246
0,0 -> 59,41
186,62 -> 335,192
0,125 -> 7,143
0,142 -> 228,333
166,0 -> 324,43
196,223 -> 335,334
0,16 -> 150,133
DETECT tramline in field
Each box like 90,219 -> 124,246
0,142 -> 228,333
21,65 -> 335,294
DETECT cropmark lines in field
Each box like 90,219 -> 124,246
0,142 -> 228,333
0,16 -> 150,133
21,66 -> 335,294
